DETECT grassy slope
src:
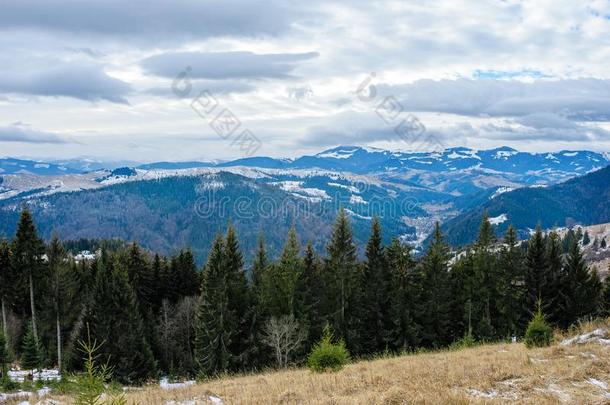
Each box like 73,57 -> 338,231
125,321 -> 610,405
6,320 -> 610,404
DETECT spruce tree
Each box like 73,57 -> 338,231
322,209 -> 362,353
176,249 -> 200,297
387,238 -> 419,351
523,226 -> 548,319
545,231 -> 564,324
195,235 -> 233,375
0,239 -> 13,349
89,253 -> 156,383
558,240 -> 601,328
496,226 -> 525,336
223,225 -> 252,370
362,217 -> 391,353
46,235 -> 73,371
471,213 -> 498,340
583,231 -> 591,246
601,237 -> 607,249
418,223 -> 452,348
251,234 -> 268,294
125,242 -> 153,308
12,209 -> 46,342
21,325 -> 40,370
261,227 -> 302,318
295,242 -> 324,350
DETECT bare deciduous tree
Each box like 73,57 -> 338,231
261,315 -> 306,369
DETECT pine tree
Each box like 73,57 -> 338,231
362,217 -> 391,353
89,253 -> 156,383
251,234 -> 268,294
11,209 -> 46,342
21,325 -> 40,370
545,231 -> 564,324
261,227 -> 302,318
0,239 -> 13,350
195,235 -> 233,375
223,225 -> 252,370
583,231 -> 591,246
176,249 -> 200,297
125,242 -> 153,308
523,226 -> 549,319
322,209 -> 363,353
601,237 -> 607,249
496,226 -> 525,336
295,242 -> 324,350
558,240 -> 601,328
471,213 -> 498,340
418,223 -> 452,348
387,238 -> 419,351
562,229 -> 576,253
46,235 -> 73,371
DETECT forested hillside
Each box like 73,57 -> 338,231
1,209 -> 609,384
442,164 -> 610,246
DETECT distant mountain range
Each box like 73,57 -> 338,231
0,146 -> 608,261
441,164 -> 610,246
3,145 -> 608,177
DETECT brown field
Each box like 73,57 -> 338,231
4,319 -> 610,405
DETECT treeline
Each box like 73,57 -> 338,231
1,209 -> 610,384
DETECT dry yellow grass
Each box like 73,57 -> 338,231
5,319 -> 610,404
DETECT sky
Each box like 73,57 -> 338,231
1,0 -> 610,163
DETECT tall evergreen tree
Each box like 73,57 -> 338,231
387,238 -> 419,351
251,234 -> 268,294
223,225 -> 252,370
496,226 -> 525,336
0,240 -> 13,349
21,325 -> 40,370
545,231 -> 564,324
418,223 -> 452,348
558,240 -> 602,328
89,253 -> 156,383
322,209 -> 363,353
194,235 -> 233,375
362,217 -> 391,353
11,209 -> 46,342
523,226 -> 549,318
46,235 -> 73,371
261,227 -> 302,318
295,242 -> 324,350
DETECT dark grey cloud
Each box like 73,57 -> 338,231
0,0 -> 302,43
377,78 -> 610,121
0,63 -> 131,103
142,51 -> 319,80
0,124 -> 69,144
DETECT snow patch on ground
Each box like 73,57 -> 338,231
160,377 -> 196,390
328,182 -> 360,193
489,214 -> 508,225
349,195 -> 367,204
344,208 -> 372,220
490,187 -> 514,199
561,328 -> 610,346
8,369 -> 60,383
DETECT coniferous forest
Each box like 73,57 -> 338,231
1,208 -> 609,384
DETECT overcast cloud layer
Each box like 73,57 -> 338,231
1,0 -> 609,161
